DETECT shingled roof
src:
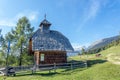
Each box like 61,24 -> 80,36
31,18 -> 74,52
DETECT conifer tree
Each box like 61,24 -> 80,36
5,16 -> 34,66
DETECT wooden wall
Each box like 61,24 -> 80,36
29,39 -> 67,65
34,51 -> 67,65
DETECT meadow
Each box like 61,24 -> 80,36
0,46 -> 120,80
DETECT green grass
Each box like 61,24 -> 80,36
99,46 -> 120,56
0,62 -> 120,80
99,46 -> 120,64
77,62 -> 120,80
0,45 -> 120,80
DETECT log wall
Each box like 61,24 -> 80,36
34,51 -> 67,65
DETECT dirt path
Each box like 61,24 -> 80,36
107,53 -> 120,65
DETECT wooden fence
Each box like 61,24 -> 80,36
0,61 -> 87,75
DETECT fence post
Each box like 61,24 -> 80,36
32,65 -> 36,74
85,61 -> 87,68
54,63 -> 56,73
71,62 -> 73,70
32,69 -> 34,75
49,70 -> 51,73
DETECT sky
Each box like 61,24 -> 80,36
0,0 -> 120,49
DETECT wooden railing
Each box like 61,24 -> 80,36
0,61 -> 87,75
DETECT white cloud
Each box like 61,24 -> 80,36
0,11 -> 39,27
84,0 -> 105,22
71,42 -> 90,50
16,11 -> 39,21
76,0 -> 108,32
72,43 -> 82,49
28,13 -> 37,21
0,19 -> 16,27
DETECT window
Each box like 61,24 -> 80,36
40,54 -> 44,61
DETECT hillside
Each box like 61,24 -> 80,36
88,35 -> 119,50
99,46 -> 120,65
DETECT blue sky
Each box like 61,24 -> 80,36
0,0 -> 120,48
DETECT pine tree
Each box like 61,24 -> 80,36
5,16 -> 34,66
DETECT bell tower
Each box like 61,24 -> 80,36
39,15 -> 51,33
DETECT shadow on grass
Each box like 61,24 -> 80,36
12,59 -> 107,77
34,72 -> 60,76
14,71 -> 59,77
61,59 -> 107,73
87,59 -> 107,67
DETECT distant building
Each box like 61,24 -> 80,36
29,17 -> 74,65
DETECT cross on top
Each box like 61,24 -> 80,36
44,14 -> 46,19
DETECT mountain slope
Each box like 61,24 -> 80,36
99,46 -> 120,65
88,35 -> 120,50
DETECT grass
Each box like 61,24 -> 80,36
0,62 -> 120,80
99,46 -> 120,56
99,46 -> 120,64
77,62 -> 120,80
0,45 -> 120,80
